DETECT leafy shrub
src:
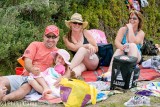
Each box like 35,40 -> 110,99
0,0 -> 159,74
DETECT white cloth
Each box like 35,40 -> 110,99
25,92 -> 42,101
142,59 -> 152,68
140,0 -> 149,7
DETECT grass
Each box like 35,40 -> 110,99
0,78 -> 159,107
0,55 -> 160,107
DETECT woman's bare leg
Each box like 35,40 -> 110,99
70,47 -> 89,69
72,63 -> 87,77
128,43 -> 141,63
70,47 -> 99,77
103,49 -> 124,77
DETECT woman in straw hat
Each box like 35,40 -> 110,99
63,13 -> 99,78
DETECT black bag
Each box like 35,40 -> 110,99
97,43 -> 113,66
141,38 -> 159,55
110,55 -> 139,90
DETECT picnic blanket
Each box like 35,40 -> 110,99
81,67 -> 160,82
138,68 -> 160,81
82,67 -> 109,82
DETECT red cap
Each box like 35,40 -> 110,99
44,25 -> 59,36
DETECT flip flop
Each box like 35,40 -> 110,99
97,76 -> 110,82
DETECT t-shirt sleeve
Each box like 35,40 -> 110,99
22,42 -> 37,60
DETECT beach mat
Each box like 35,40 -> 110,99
82,67 -> 160,82
38,97 -> 62,104
138,68 -> 160,81
82,67 -> 108,82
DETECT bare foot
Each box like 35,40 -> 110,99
0,83 -> 7,101
43,89 -> 55,100
0,86 -> 7,101
102,71 -> 111,78
1,95 -> 8,102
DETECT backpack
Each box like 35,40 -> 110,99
141,38 -> 159,55
89,29 -> 113,66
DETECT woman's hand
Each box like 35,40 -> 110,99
126,23 -> 133,30
87,44 -> 96,54
123,44 -> 129,51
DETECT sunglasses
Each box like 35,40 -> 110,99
45,34 -> 57,39
72,22 -> 83,25
129,17 -> 138,20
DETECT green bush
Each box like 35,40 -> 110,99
0,0 -> 159,74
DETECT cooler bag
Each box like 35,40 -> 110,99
110,55 -> 138,90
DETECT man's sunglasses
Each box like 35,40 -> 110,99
45,35 -> 57,39
72,22 -> 83,25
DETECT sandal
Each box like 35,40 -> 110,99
97,76 -> 111,82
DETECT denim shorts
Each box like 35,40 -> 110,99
6,75 -> 36,95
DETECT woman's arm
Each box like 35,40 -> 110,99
115,27 -> 126,50
63,32 -> 96,53
126,23 -> 145,44
83,29 -> 98,53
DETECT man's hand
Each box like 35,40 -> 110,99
31,66 -> 41,76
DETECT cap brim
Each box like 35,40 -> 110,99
64,60 -> 71,65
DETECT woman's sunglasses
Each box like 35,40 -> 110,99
72,22 -> 83,25
129,17 -> 138,20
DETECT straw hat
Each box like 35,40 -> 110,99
65,13 -> 88,29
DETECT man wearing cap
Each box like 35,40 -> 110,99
0,25 -> 62,101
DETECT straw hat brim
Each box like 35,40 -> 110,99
65,20 -> 88,29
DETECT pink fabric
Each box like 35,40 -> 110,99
88,29 -> 108,44
54,64 -> 65,75
82,67 -> 160,82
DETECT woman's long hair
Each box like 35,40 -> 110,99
129,10 -> 144,31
